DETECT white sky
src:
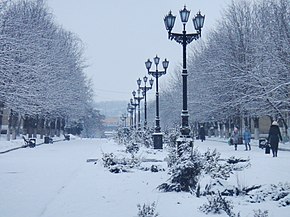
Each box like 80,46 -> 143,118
46,0 -> 232,102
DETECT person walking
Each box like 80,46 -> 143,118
243,127 -> 251,151
199,125 -> 206,142
231,127 -> 239,151
267,121 -> 282,157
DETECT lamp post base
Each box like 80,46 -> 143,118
176,136 -> 193,157
153,132 -> 163,149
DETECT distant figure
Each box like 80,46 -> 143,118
267,121 -> 282,157
243,127 -> 251,151
231,127 -> 239,151
199,126 -> 206,142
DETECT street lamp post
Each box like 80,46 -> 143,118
127,103 -> 134,128
145,55 -> 169,149
164,6 -> 205,152
137,76 -> 154,129
121,113 -> 127,127
130,98 -> 138,129
132,89 -> 144,130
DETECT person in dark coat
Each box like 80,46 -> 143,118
267,121 -> 282,157
199,126 -> 206,142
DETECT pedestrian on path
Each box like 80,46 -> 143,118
267,121 -> 282,157
243,127 -> 251,151
199,125 -> 206,142
231,127 -> 239,151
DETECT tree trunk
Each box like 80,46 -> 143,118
253,117 -> 259,139
6,110 -> 12,141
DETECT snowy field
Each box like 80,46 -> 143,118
0,136 -> 290,217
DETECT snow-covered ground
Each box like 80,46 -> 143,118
0,136 -> 290,217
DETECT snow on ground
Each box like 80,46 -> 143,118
0,136 -> 290,217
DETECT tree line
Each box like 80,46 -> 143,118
0,0 -> 104,139
148,0 -> 289,136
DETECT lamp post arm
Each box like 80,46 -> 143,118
168,31 -> 200,45
148,70 -> 166,78
139,86 -> 152,92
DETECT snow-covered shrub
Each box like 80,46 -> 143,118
150,165 -> 165,172
158,142 -> 204,192
101,152 -> 140,173
116,127 -> 131,145
142,128 -> 153,148
253,209 -> 269,217
163,128 -> 179,148
137,202 -> 159,217
139,164 -> 165,172
199,192 -> 236,217
125,142 -> 139,155
247,182 -> 290,206
160,144 -> 252,194
279,194 -> 290,207
203,149 -> 233,180
164,146 -> 178,168
227,156 -> 251,171
102,153 -> 117,168
133,130 -> 144,145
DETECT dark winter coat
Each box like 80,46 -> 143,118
199,127 -> 206,140
267,125 -> 282,147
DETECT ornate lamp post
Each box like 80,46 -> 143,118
127,103 -> 134,128
137,76 -> 154,129
130,98 -> 138,129
120,113 -> 127,127
145,55 -> 169,149
132,89 -> 144,130
164,6 -> 205,151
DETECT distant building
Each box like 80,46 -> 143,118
103,117 -> 119,131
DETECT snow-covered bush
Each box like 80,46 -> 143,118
164,146 -> 178,168
116,127 -> 131,145
247,182 -> 290,206
160,142 -> 252,195
102,153 -> 117,168
253,209 -> 269,217
101,152 -> 140,173
158,142 -> 204,192
142,128 -> 153,148
164,128 -> 179,148
199,192 -> 236,217
203,149 -> 233,180
117,127 -> 154,150
137,202 -> 159,217
125,142 -> 139,155
227,156 -> 251,171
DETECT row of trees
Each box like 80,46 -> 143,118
147,0 -> 289,135
0,0 -> 104,139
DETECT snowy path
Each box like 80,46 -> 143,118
0,138 -> 290,217
0,139 -> 104,217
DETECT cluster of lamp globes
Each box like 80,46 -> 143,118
164,5 -> 205,34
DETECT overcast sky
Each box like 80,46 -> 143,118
47,0 -> 232,102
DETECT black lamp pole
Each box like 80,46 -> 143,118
127,103 -> 133,128
137,76 -> 154,129
164,6 -> 205,148
130,98 -> 138,129
132,89 -> 144,130
145,55 -> 169,149
121,113 -> 127,127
